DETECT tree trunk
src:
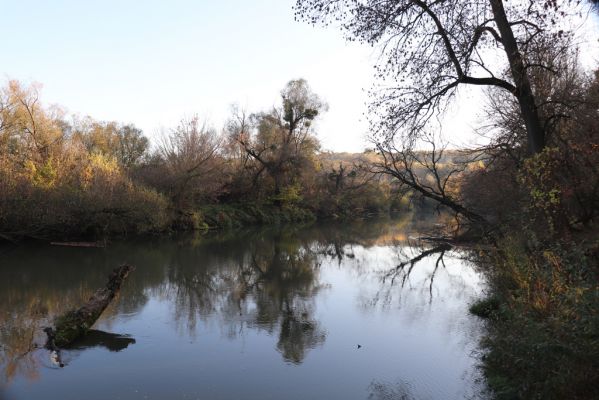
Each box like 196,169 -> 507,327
45,265 -> 134,348
490,0 -> 545,154
273,175 -> 283,208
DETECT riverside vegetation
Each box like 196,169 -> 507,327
0,79 -> 393,242
2,0 -> 599,398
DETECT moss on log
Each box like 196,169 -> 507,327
45,265 -> 134,348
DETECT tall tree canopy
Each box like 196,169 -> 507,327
295,0 -> 578,154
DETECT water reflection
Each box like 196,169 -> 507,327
368,380 -> 416,400
0,216 -> 487,399
381,244 -> 451,303
159,230 -> 326,363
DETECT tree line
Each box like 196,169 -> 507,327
0,79 -> 391,241
2,0 -> 598,395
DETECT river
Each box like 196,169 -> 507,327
0,217 -> 488,400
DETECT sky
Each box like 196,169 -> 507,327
1,1 -> 598,152
0,0 -> 376,152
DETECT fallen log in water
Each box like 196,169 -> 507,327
0,232 -> 18,244
50,241 -> 106,248
45,264 -> 134,348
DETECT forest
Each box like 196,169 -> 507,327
1,0 -> 598,399
0,78 -> 392,241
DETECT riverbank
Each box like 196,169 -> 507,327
471,232 -> 599,399
172,203 -> 318,231
0,199 -> 396,243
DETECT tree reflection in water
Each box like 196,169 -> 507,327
163,229 -> 326,364
382,243 -> 452,303
0,215 -> 466,387
368,380 -> 416,400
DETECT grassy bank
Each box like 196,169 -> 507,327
471,233 -> 599,399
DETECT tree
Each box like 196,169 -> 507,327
158,116 -> 223,208
0,80 -> 64,163
314,153 -> 389,216
71,119 -> 149,168
466,47 -> 599,233
115,124 -> 149,168
222,105 -> 255,198
231,79 -> 326,203
295,0 -> 578,155
373,133 -> 485,224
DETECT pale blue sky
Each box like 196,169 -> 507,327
0,0 -> 376,151
1,1 -> 598,151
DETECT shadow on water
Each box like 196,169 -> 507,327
65,330 -> 135,353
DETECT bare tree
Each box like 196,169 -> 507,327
158,116 -> 223,207
224,105 -> 252,171
295,0 -> 582,155
374,132 -> 485,224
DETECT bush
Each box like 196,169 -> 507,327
469,297 -> 501,319
477,236 -> 599,400
0,152 -> 169,239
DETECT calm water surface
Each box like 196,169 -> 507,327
0,218 -> 488,400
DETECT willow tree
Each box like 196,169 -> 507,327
295,0 -> 576,155
0,80 -> 65,163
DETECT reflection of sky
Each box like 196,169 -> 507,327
317,245 -> 487,400
1,225 -> 489,400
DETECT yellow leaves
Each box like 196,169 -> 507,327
521,147 -> 559,182
462,160 -> 486,172
273,184 -> 303,205
79,152 -> 119,186
23,159 -> 36,176
530,187 -> 561,207
519,147 -> 566,231
88,152 -> 119,175
80,163 -> 94,190
1,79 -> 64,161
24,158 -> 57,188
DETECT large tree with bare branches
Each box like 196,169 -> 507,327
295,0 -> 577,155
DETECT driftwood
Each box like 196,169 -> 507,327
45,265 -> 134,348
0,232 -> 18,244
50,241 -> 106,248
